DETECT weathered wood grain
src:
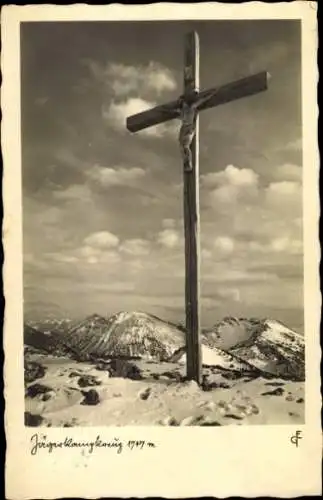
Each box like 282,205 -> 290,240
126,71 -> 269,133
196,71 -> 270,112
183,31 -> 202,385
125,31 -> 270,387
126,100 -> 180,133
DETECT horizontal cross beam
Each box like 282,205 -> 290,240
127,100 -> 179,134
126,71 -> 270,133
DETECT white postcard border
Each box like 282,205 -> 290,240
2,3 -> 321,498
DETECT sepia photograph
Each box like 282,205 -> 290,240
3,4 -> 321,499
21,18 -> 306,428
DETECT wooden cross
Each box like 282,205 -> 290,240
126,31 -> 269,385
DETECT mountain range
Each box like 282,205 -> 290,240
24,312 -> 305,382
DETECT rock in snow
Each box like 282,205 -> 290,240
24,361 -> 47,384
24,412 -> 44,427
81,389 -> 100,406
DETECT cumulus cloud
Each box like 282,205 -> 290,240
78,245 -> 121,265
247,237 -> 302,256
202,164 -> 259,188
208,185 -> 236,205
79,58 -> 179,139
267,180 -> 300,196
45,234 -> 122,266
204,164 -> 302,222
199,161 -> 303,287
206,287 -> 242,302
98,251 -> 121,265
45,253 -> 79,263
77,232 -> 152,266
162,218 -> 176,229
53,184 -> 93,202
119,238 -> 150,256
91,251 -> 121,265
86,256 -> 98,264
265,180 -> 302,213
203,165 -> 260,210
270,237 -> 302,254
270,237 -> 290,252
214,236 -> 235,254
105,97 -> 153,129
88,165 -> 145,187
157,228 -> 180,249
201,248 -> 212,259
91,61 -> 178,139
272,163 -> 302,182
79,245 -> 100,258
104,97 -> 179,138
284,138 -> 302,152
83,231 -> 119,249
105,61 -> 177,97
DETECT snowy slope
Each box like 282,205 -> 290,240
24,324 -> 70,356
203,316 -> 265,351
67,312 -> 185,361
25,312 -> 304,381
229,319 -> 304,381
170,343 -> 260,373
26,318 -> 72,335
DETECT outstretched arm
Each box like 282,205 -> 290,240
159,101 -> 181,117
192,89 -> 219,109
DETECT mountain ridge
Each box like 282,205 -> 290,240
24,311 -> 304,381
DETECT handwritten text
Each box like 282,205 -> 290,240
30,433 -> 156,456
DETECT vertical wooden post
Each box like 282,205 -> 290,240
183,31 -> 202,385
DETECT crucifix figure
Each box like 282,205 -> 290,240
177,89 -> 219,171
126,31 -> 269,385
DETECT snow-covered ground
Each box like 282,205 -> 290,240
25,354 -> 304,427
24,313 -> 305,427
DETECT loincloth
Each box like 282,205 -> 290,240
179,124 -> 195,145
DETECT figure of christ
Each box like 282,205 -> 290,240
177,89 -> 219,171
158,89 -> 219,172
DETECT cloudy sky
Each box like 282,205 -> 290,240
21,20 -> 303,331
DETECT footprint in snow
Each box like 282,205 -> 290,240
234,403 -> 248,411
159,416 -> 179,426
138,387 -> 151,400
179,415 -> 221,426
196,401 -> 216,411
200,420 -> 221,426
250,404 -> 260,415
261,387 -> 284,396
